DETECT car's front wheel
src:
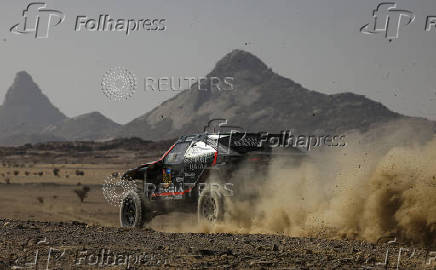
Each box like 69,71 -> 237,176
120,190 -> 152,228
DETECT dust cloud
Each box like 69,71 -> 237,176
153,119 -> 436,245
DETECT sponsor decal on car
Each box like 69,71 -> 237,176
162,168 -> 171,188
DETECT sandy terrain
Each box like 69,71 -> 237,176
1,218 -> 434,270
1,135 -> 436,269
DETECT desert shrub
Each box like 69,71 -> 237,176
74,186 -> 90,203
24,171 -> 30,176
53,168 -> 60,176
75,170 -> 85,176
13,170 -> 19,176
37,197 -> 44,204
4,178 -> 10,184
38,172 -> 43,176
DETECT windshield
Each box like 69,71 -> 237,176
163,142 -> 190,165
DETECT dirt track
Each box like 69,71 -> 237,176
1,139 -> 436,269
0,219 -> 434,270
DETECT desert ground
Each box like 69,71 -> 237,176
1,218 -> 434,270
0,139 -> 435,269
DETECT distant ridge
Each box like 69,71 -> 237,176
0,72 -> 119,145
120,49 -> 408,140
0,50 -> 434,146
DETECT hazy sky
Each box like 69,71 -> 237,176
1,0 -> 436,124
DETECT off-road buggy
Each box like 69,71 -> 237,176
119,128 -> 301,228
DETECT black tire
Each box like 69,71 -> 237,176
120,190 -> 152,228
197,189 -> 224,223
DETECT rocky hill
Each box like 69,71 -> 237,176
120,50 -> 403,139
0,50 -> 433,145
0,72 -> 120,145
0,71 -> 66,143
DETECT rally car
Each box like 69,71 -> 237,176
119,130 -> 301,228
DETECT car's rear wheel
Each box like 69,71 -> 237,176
120,190 -> 152,228
197,190 -> 224,223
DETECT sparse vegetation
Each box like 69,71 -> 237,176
75,170 -> 85,176
4,178 -> 10,184
74,186 -> 90,203
53,168 -> 60,176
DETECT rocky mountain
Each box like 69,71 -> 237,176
0,50 -> 433,146
0,71 -> 66,139
120,50 -> 403,139
0,72 -> 120,145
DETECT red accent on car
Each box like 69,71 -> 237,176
211,151 -> 218,166
151,188 -> 193,197
143,144 -> 175,166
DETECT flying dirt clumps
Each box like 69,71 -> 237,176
185,120 -> 436,246
354,140 -> 436,245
